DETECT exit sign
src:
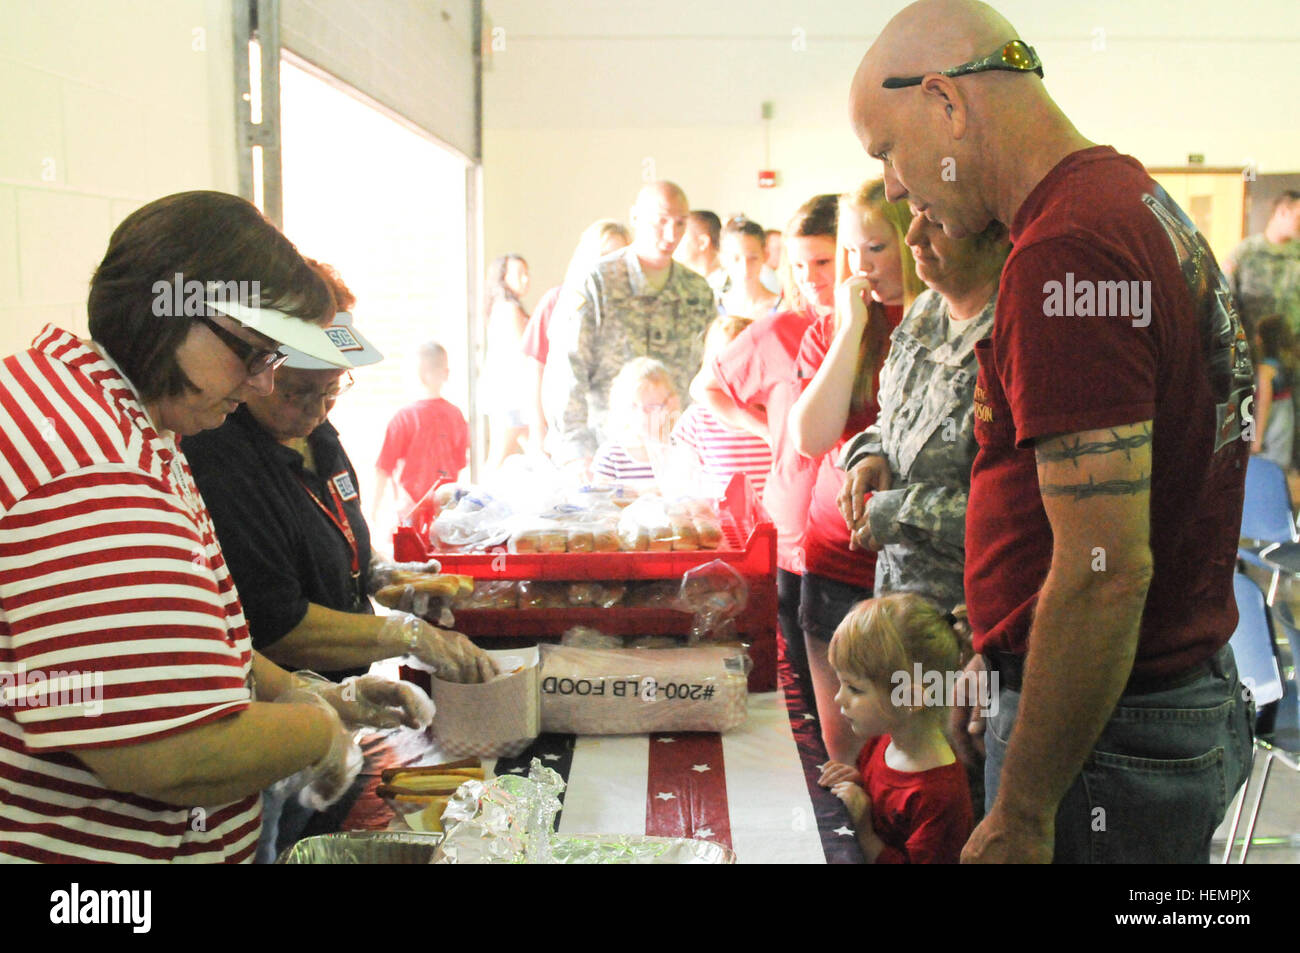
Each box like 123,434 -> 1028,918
758,170 -> 777,188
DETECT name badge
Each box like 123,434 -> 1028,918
332,471 -> 359,501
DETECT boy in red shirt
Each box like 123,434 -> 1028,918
373,342 -> 470,524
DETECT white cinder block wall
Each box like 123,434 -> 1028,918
0,0 -> 237,357
482,0 -> 1300,300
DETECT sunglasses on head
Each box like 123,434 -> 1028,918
882,39 -> 1043,89
195,314 -> 288,376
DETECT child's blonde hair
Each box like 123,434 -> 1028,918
829,593 -> 972,694
703,313 -> 755,364
608,357 -> 678,435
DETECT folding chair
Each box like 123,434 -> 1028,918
1222,572 -> 1287,863
1239,457 -> 1298,604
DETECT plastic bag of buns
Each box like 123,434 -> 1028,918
566,581 -> 626,608
517,581 -> 570,609
451,580 -> 520,610
664,497 -> 723,550
617,496 -> 682,552
678,560 -> 749,644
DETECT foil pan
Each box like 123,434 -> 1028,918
547,833 -> 735,864
276,831 -> 444,864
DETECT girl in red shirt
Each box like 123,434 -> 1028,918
789,179 -> 921,764
696,195 -> 839,685
819,594 -> 974,864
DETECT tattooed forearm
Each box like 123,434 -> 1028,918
1035,425 -> 1152,468
1039,474 -> 1152,499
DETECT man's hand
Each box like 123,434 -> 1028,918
948,655 -> 988,768
838,455 -> 891,528
961,804 -> 1054,864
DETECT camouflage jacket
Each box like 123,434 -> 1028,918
839,288 -> 995,610
542,248 -> 715,462
1224,234 -> 1300,335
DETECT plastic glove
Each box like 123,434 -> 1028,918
381,584 -> 457,628
380,611 -> 498,684
271,690 -> 363,811
367,557 -> 442,594
292,671 -> 436,731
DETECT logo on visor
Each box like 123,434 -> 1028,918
325,326 -> 362,352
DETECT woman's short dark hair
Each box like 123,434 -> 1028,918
88,190 -> 333,403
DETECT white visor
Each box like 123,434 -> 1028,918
281,311 -> 383,370
205,298 -> 350,368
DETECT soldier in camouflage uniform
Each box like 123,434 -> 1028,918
1224,191 -> 1300,338
1224,191 -> 1300,464
542,182 -> 716,464
838,219 -> 1008,611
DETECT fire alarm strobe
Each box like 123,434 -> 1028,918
758,170 -> 776,189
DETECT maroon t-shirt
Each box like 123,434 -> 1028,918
795,304 -> 903,588
965,147 -> 1252,678
857,734 -> 973,864
712,307 -> 817,571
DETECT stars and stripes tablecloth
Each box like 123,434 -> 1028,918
335,656 -> 864,864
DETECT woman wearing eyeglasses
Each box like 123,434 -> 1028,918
183,261 -> 494,688
0,191 -> 434,863
184,262 -> 495,860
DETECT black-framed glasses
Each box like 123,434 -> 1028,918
195,314 -> 287,376
279,371 -> 354,409
882,39 -> 1043,89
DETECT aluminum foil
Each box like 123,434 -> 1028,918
434,759 -> 563,863
276,831 -> 443,864
547,833 -> 734,864
432,761 -> 735,864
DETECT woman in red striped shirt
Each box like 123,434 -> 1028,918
0,192 -> 428,863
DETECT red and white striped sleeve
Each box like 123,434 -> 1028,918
0,465 -> 252,750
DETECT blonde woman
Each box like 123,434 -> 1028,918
787,178 -> 920,764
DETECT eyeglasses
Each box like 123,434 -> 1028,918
195,314 -> 288,376
279,371 -> 354,408
881,39 -> 1043,89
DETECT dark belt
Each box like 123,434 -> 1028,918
986,645 -> 1226,696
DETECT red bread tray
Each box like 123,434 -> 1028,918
393,473 -> 777,692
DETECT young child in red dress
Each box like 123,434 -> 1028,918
819,593 -> 974,863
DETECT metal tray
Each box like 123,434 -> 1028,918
276,831 -> 443,864
277,830 -> 734,864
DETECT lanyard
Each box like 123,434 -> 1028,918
298,473 -> 360,576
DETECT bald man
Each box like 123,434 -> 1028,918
850,0 -> 1254,864
543,182 -> 716,463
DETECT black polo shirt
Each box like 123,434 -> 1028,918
182,405 -> 374,663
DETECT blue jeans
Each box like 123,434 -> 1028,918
984,644 -> 1254,863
